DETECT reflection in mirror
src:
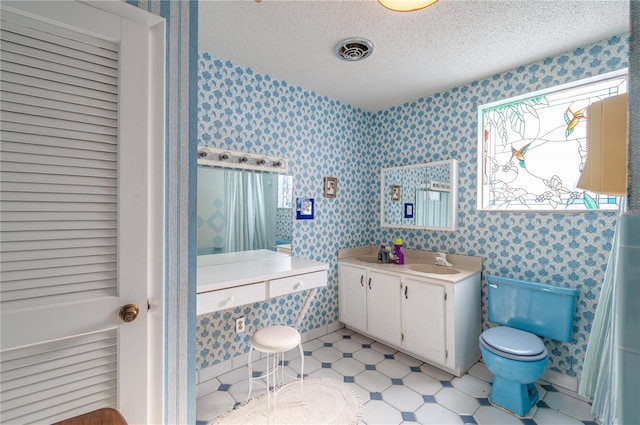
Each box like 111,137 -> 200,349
381,159 -> 458,231
197,166 -> 293,255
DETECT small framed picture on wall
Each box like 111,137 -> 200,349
323,177 -> 338,198
391,185 -> 401,201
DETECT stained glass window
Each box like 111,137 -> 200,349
477,69 -> 627,211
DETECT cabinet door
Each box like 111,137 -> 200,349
403,278 -> 447,364
367,271 -> 402,346
338,264 -> 367,331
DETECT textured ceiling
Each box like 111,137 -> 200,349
199,0 -> 630,113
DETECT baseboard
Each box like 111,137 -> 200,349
541,368 -> 578,392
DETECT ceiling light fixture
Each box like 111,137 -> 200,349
378,0 -> 438,12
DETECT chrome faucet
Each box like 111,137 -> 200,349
435,252 -> 453,267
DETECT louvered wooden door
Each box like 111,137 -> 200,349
0,2 -> 161,424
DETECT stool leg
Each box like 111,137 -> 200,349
298,341 -> 304,382
246,345 -> 254,403
298,341 -> 305,403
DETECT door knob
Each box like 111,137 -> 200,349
119,304 -> 140,323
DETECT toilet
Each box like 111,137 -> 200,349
479,275 -> 579,417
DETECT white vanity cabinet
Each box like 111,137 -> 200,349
338,260 -> 481,377
367,270 -> 402,347
338,263 -> 368,332
402,277 -> 447,364
338,264 -> 402,346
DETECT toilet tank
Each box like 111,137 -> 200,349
487,275 -> 579,342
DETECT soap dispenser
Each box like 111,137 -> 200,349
378,245 -> 389,264
393,238 -> 404,265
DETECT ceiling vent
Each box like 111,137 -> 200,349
334,38 -> 374,62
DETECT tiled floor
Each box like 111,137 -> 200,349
197,328 -> 597,425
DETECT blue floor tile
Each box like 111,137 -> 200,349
344,376 -> 355,383
402,412 -> 416,421
391,378 -> 403,385
423,395 -> 436,403
370,392 -> 383,400
365,364 -> 376,370
460,415 -> 477,424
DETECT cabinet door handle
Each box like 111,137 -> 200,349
360,275 -> 364,286
368,278 -> 372,290
404,286 -> 408,299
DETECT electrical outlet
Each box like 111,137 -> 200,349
235,317 -> 245,334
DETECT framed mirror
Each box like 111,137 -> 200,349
380,159 -> 459,231
196,146 -> 293,255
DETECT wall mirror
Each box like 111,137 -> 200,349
381,159 -> 459,231
197,147 -> 293,255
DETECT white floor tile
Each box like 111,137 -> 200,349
318,331 -> 344,344
467,362 -> 493,383
473,405 -> 523,425
217,365 -> 249,385
310,346 -> 343,363
394,351 -> 424,367
376,358 -> 412,379
435,387 -> 481,415
533,407 -> 585,425
362,400 -> 403,425
355,370 -> 393,393
196,330 -> 598,425
332,338 -> 364,353
414,402 -> 464,424
351,333 -> 374,344
302,338 -> 324,352
345,382 -> 371,403
196,390 -> 236,423
353,348 -> 385,365
381,384 -> 424,412
451,374 -> 491,398
288,354 -> 321,375
309,367 -> 343,381
228,378 -> 266,404
420,362 -> 454,382
332,357 -> 366,376
371,341 -> 397,355
403,372 -> 443,395
542,391 -> 596,421
196,377 -> 220,399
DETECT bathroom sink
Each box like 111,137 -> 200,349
407,264 -> 460,274
355,256 -> 380,263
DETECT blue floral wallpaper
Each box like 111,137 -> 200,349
197,35 -> 629,377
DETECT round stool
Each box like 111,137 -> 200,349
246,326 -> 304,415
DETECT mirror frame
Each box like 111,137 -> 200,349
380,159 -> 459,231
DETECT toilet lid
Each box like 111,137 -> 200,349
480,326 -> 547,361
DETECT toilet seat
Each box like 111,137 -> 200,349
480,326 -> 547,361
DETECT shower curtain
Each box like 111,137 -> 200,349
225,171 -> 269,253
579,209 -> 622,424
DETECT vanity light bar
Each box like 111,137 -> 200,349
197,146 -> 289,174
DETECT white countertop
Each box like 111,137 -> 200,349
337,245 -> 482,284
197,249 -> 329,293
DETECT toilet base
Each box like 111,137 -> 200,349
489,376 -> 539,417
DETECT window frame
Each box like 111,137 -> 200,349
476,68 -> 627,212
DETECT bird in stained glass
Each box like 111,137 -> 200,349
510,142 -> 532,168
564,107 -> 586,137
